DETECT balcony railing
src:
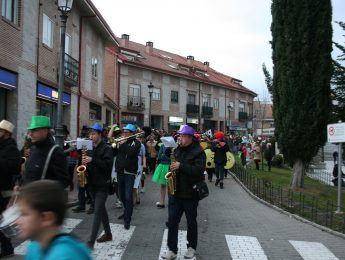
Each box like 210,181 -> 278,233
186,104 -> 199,114
64,53 -> 79,86
202,106 -> 213,117
127,96 -> 145,111
239,111 -> 248,121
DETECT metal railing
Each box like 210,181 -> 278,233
64,53 -> 79,85
307,168 -> 333,186
231,163 -> 345,234
127,96 -> 145,111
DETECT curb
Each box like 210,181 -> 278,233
229,171 -> 345,240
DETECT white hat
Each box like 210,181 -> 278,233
0,120 -> 14,134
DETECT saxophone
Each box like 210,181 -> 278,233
165,147 -> 177,195
76,146 -> 88,188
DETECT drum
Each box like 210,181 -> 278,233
0,206 -> 20,238
224,152 -> 235,170
204,149 -> 215,169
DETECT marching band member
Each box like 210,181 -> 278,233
211,131 -> 229,189
161,125 -> 206,260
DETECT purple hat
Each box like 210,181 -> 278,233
178,125 -> 195,136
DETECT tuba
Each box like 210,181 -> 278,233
76,146 -> 88,188
165,147 -> 177,195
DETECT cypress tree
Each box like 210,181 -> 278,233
271,0 -> 333,189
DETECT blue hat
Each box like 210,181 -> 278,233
123,124 -> 136,132
89,123 -> 103,132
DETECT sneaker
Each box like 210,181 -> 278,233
115,201 -> 123,208
124,222 -> 130,230
156,202 -> 165,208
215,179 -> 220,186
184,247 -> 196,259
140,187 -> 145,193
118,214 -> 124,220
72,207 -> 85,213
220,182 -> 224,189
86,207 -> 94,214
161,250 -> 177,259
96,233 -> 112,243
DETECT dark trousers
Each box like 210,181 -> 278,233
117,173 -> 135,224
168,195 -> 198,254
77,185 -> 94,209
215,163 -> 225,181
147,157 -> 156,174
206,168 -> 214,181
0,196 -> 13,253
89,192 -> 111,241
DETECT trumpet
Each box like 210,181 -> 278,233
109,131 -> 144,148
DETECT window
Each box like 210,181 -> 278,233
188,94 -> 195,105
202,94 -> 211,107
129,84 -> 140,97
43,14 -> 54,48
2,0 -> 18,24
91,57 -> 98,78
213,98 -> 219,109
65,33 -> 72,55
171,91 -> 178,103
239,102 -> 245,112
152,88 -> 160,101
89,102 -> 102,120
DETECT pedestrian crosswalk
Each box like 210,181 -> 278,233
13,218 -> 342,260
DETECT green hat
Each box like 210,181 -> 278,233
27,116 -> 51,130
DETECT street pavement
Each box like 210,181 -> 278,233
6,173 -> 345,260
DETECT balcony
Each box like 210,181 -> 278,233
127,96 -> 145,111
239,111 -> 248,121
186,104 -> 199,115
64,53 -> 79,86
202,106 -> 213,118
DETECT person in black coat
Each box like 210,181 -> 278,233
264,143 -> 274,171
0,120 -> 21,258
161,125 -> 206,260
24,116 -> 69,187
211,131 -> 229,189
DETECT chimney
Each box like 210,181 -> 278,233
203,61 -> 210,71
121,34 -> 129,48
187,55 -> 194,66
146,41 -> 153,54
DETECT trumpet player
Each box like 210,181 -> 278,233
161,125 -> 206,260
0,120 -> 21,258
83,123 -> 113,249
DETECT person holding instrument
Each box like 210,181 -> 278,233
114,124 -> 141,230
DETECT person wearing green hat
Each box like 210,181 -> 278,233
24,116 -> 69,187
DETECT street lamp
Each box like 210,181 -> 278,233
55,0 -> 73,148
227,103 -> 232,134
148,82 -> 154,128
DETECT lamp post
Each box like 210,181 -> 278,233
227,104 -> 232,134
148,82 -> 154,128
55,0 -> 73,148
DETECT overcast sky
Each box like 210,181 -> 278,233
92,0 -> 345,99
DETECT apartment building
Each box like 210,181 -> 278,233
115,34 -> 256,133
253,101 -> 274,137
0,0 -> 119,145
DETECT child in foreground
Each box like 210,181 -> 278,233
15,180 -> 93,260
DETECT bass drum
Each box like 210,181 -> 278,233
204,149 -> 215,169
200,141 -> 209,150
224,152 -> 235,170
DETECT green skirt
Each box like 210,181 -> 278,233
152,163 -> 170,185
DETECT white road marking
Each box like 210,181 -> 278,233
289,240 -> 339,260
225,235 -> 268,260
14,218 -> 82,255
158,229 -> 196,260
93,223 -> 135,260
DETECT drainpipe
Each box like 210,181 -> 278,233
198,82 -> 201,132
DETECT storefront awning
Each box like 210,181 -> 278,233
37,83 -> 71,105
0,68 -> 17,90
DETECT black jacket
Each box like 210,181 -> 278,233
0,138 -> 21,191
24,135 -> 69,187
115,138 -> 141,174
86,141 -> 113,192
211,140 -> 229,165
174,140 -> 206,199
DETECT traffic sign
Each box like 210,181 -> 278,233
327,123 -> 345,143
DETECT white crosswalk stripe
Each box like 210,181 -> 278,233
158,229 -> 196,260
289,240 -> 339,260
225,235 -> 268,260
93,223 -> 135,260
14,218 -> 82,255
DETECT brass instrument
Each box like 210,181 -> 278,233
109,131 -> 144,148
76,146 -> 88,188
165,148 -> 177,195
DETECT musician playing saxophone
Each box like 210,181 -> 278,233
161,125 -> 206,260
